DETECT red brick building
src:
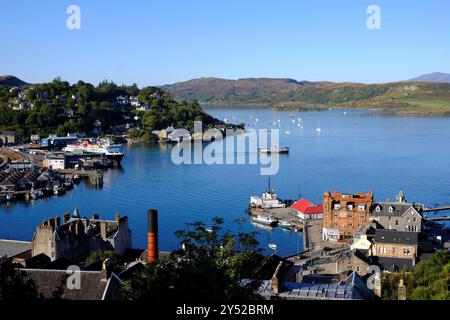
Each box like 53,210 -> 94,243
322,191 -> 373,242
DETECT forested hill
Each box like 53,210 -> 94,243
161,77 -> 450,115
0,78 -> 220,142
0,75 -> 27,86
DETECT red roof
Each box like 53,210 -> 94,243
291,199 -> 323,214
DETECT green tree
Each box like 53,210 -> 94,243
121,218 -> 263,301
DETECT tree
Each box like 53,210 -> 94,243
121,218 -> 263,301
0,260 -> 41,300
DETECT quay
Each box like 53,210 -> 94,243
425,216 -> 450,222
423,205 -> 450,212
57,169 -> 103,186
250,207 -> 304,231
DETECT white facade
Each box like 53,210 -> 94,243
44,158 -> 65,170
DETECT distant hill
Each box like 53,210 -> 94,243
409,72 -> 450,83
161,77 -> 450,115
161,77 -> 307,105
0,75 -> 27,86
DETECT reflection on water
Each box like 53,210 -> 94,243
2,108 -> 450,257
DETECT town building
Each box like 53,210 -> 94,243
0,131 -> 18,146
31,210 -> 132,262
370,191 -> 423,232
24,263 -> 123,300
322,191 -> 374,242
136,103 -> 152,111
0,239 -> 32,265
129,96 -> 140,107
335,250 -> 371,277
373,229 -> 419,271
257,270 -> 374,300
43,154 -> 66,170
291,198 -> 323,221
116,95 -> 128,105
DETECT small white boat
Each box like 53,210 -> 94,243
316,127 -> 321,133
268,243 -> 277,250
205,228 -> 213,233
252,215 -> 278,226
259,146 -> 290,154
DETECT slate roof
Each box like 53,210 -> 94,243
371,202 -> 422,217
0,239 -> 31,258
24,269 -> 119,300
257,271 -> 374,300
375,257 -> 414,272
374,229 -> 418,245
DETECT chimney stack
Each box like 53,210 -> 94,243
63,212 -> 70,223
147,209 -> 159,263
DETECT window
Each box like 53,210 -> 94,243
395,220 -> 399,226
389,206 -> 394,213
403,248 -> 410,256
359,214 -> 366,219
347,204 -> 354,211
334,203 -> 340,210
392,247 -> 397,255
358,205 -> 365,211
356,266 -> 361,272
376,206 -> 381,212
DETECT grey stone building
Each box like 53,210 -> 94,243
31,209 -> 132,261
370,191 -> 422,232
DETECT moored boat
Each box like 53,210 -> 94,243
259,145 -> 290,154
251,214 -> 278,226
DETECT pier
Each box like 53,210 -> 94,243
423,205 -> 450,212
425,216 -> 450,222
250,207 -> 304,231
57,169 -> 103,186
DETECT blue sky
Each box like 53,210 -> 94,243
1,0 -> 449,86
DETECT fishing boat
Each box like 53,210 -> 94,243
250,178 -> 287,209
72,174 -> 81,184
278,221 -> 292,229
259,145 -> 290,154
268,243 -> 277,250
251,214 -> 278,226
250,221 -> 274,232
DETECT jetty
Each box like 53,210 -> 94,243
57,169 -> 103,186
249,207 -> 303,231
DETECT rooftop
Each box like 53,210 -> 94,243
291,198 -> 323,214
0,239 -> 31,258
374,229 -> 419,245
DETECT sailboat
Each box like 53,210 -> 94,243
316,121 -> 322,132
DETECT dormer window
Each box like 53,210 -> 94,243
358,205 -> 365,211
389,206 -> 394,213
334,203 -> 340,210
376,206 -> 381,212
347,204 -> 354,211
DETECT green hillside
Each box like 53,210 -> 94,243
162,78 -> 450,115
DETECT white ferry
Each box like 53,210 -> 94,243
63,139 -> 124,164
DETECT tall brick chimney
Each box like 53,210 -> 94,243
147,209 -> 159,263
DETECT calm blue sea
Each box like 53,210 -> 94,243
1,108 -> 450,257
